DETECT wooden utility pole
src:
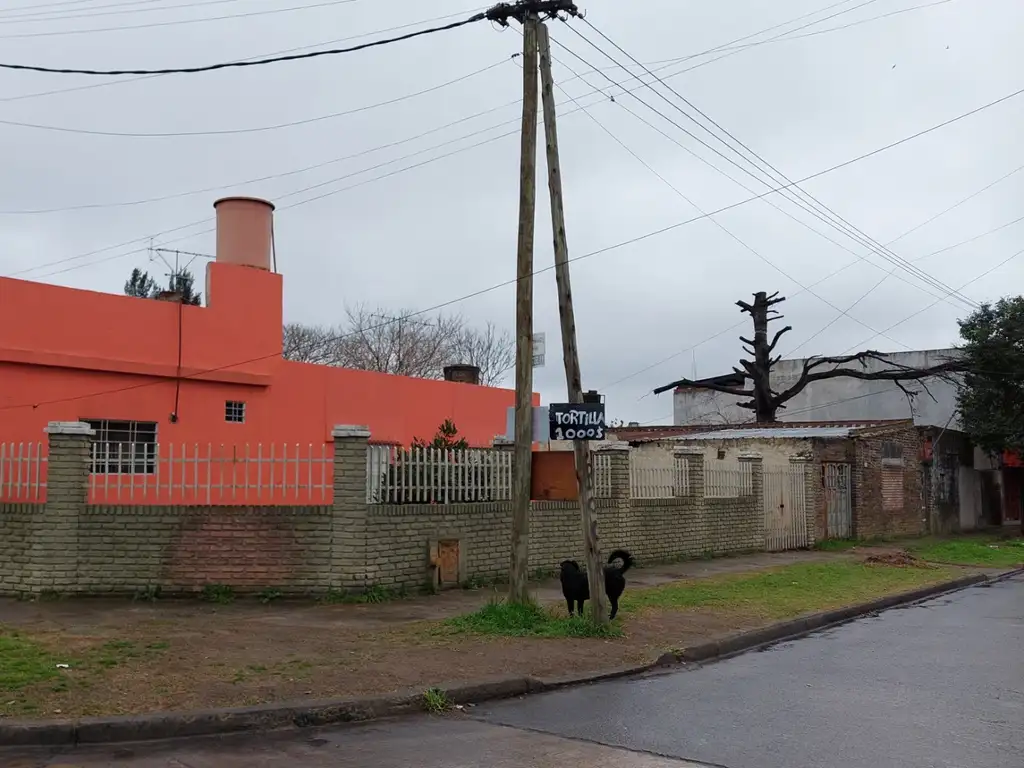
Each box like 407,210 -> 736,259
508,10 -> 540,605
537,22 -> 607,623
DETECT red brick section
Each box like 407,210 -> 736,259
853,424 -> 925,538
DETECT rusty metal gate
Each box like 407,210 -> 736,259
824,462 -> 852,538
763,465 -> 808,552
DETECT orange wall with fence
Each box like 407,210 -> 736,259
0,197 -> 530,491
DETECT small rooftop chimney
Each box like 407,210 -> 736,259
213,196 -> 274,271
444,364 -> 481,385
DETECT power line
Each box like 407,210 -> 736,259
10,103 -> 1024,410
0,0 -> 361,39
567,19 -> 983,312
549,33 -> 969,313
0,57 -> 513,137
545,35 -> 912,352
0,0 -> 253,23
0,3 -> 887,216
0,9 -> 486,72
12,9 -> 1022,279
0,6 -> 488,103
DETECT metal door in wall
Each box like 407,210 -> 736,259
824,462 -> 852,538
763,466 -> 808,552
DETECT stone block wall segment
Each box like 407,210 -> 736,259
331,425 -> 371,591
76,505 -> 332,594
23,422 -> 94,593
0,502 -> 38,593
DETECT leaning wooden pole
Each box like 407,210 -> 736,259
537,22 -> 607,624
508,11 -> 540,605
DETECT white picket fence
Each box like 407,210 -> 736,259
703,461 -> 754,498
629,453 -> 690,498
0,442 -> 48,502
593,453 -> 613,498
87,442 -> 334,504
366,445 -> 512,504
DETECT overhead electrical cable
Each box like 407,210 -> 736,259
0,0 -> 362,39
0,7 -> 486,69
567,18 -> 982,310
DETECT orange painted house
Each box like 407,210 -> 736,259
0,197 -> 531,454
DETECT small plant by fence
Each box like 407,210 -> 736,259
0,442 -> 48,502
88,442 -> 333,505
366,445 -> 512,504
630,453 -> 690,498
704,460 -> 754,498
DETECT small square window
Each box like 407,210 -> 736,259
225,401 -> 246,423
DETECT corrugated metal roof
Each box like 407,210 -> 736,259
673,426 -> 859,440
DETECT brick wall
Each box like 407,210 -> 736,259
77,506 -> 332,594
0,423 -> 777,597
853,425 -> 925,538
0,503 -> 37,592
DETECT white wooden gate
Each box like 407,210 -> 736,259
762,465 -> 808,552
824,462 -> 852,538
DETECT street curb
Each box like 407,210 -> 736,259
2,567 -> 1020,748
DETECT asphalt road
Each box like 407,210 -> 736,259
476,572 -> 1024,768
3,573 -> 1021,767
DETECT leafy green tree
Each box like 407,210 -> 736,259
123,267 -> 201,306
168,268 -> 202,306
957,297 -> 1024,454
124,268 -> 159,298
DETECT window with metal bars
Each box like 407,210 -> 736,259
225,401 -> 246,423
81,419 -> 157,474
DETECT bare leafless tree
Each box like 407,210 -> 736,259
654,291 -> 963,423
333,304 -> 464,379
282,323 -> 345,365
283,307 -> 515,383
449,321 -> 516,386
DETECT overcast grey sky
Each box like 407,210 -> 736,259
0,0 -> 1020,424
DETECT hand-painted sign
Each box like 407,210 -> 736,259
548,402 -> 606,441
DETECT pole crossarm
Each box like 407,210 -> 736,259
485,0 -> 580,26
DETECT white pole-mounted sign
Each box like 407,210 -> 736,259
532,332 -> 546,368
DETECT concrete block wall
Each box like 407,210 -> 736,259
0,503 -> 37,593
77,506 -> 332,594
0,423 -> 772,597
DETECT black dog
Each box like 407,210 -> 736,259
559,549 -> 634,620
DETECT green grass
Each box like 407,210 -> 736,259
423,687 -> 453,714
813,538 -> 863,552
441,598 -> 622,638
622,561 -> 956,620
0,631 -> 64,692
909,535 -> 1024,568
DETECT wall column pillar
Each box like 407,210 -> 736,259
331,425 -> 371,592
27,422 -> 94,594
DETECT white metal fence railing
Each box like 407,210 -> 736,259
593,452 -> 613,498
703,461 -> 754,498
0,442 -> 48,502
629,454 -> 690,498
366,445 -> 512,504
87,443 -> 333,504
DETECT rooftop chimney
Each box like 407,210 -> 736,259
213,196 -> 274,271
443,364 -> 481,385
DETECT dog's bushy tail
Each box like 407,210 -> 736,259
607,548 -> 634,574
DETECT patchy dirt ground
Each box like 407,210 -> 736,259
0,550 -> 987,721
